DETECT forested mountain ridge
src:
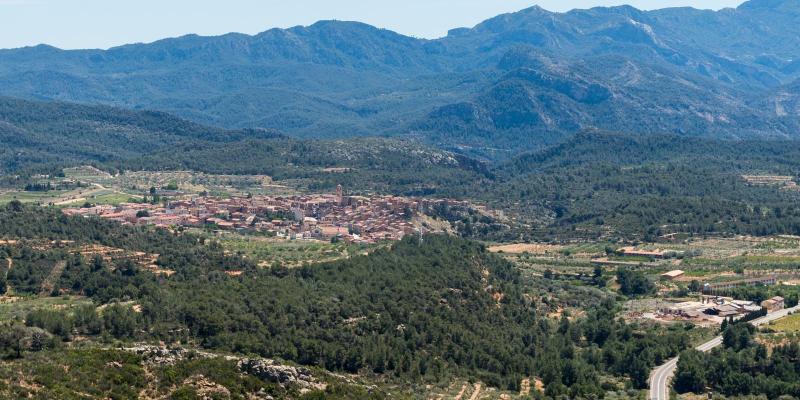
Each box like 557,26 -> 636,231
0,96 -> 281,173
0,96 -> 488,194
471,131 -> 800,241
501,131 -> 800,174
3,0 -> 800,158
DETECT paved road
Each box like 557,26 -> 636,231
649,305 -> 800,400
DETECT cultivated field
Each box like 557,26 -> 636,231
766,313 -> 800,333
216,232 -> 380,268
1,167 -> 305,208
488,243 -> 562,254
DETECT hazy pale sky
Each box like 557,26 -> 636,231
0,0 -> 745,50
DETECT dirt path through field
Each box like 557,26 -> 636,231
50,183 -> 130,206
3,258 -> 12,295
40,261 -> 66,296
468,383 -> 481,400
453,383 -> 468,400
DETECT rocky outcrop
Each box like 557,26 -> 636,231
125,345 -> 195,366
237,359 -> 321,389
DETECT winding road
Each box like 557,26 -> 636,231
649,305 -> 800,400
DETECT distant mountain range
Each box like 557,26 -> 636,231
3,0 -> 800,159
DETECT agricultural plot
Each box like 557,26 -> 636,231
112,170 -> 296,197
87,192 -> 139,205
62,166 -> 115,185
500,236 -> 800,280
562,242 -> 616,255
0,185 -> 135,208
0,190 -> 69,205
511,255 -> 595,275
0,296 -> 94,323
766,313 -> 800,333
217,233 -> 378,268
7,167 -> 305,210
487,243 -> 562,254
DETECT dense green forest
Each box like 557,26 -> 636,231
0,97 -> 488,195
469,131 -> 800,241
674,323 -> 800,399
0,203 -> 697,397
122,137 -> 490,195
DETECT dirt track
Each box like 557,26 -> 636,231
40,261 -> 66,296
468,383 -> 481,400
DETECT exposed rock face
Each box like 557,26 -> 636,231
125,345 -> 194,365
237,358 -> 319,389
123,345 -> 325,395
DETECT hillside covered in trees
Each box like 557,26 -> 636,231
467,131 -> 800,241
0,97 -> 488,195
674,323 -> 800,398
0,203 -> 696,397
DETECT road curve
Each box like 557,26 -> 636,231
648,305 -> 800,400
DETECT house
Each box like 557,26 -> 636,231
762,296 -> 785,312
661,301 -> 711,321
661,270 -> 685,280
708,304 -> 742,318
216,221 -> 235,230
731,300 -> 762,313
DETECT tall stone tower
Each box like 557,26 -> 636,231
336,184 -> 343,199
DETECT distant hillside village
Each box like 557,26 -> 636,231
63,185 -> 482,244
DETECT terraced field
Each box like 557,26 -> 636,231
217,233 -> 380,268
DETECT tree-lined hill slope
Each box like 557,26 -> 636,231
0,96 -> 487,194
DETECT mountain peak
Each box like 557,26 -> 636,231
738,0 -> 800,11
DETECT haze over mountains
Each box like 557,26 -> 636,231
2,0 -> 800,159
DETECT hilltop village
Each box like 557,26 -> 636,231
63,185 -> 480,244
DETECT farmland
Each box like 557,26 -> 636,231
0,190 -> 69,205
766,313 -> 800,333
0,167 -> 304,208
216,232 -> 380,268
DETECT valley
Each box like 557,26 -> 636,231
4,0 -> 800,399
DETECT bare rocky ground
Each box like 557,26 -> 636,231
124,344 -> 326,399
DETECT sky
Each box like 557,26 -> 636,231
0,0 -> 745,50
